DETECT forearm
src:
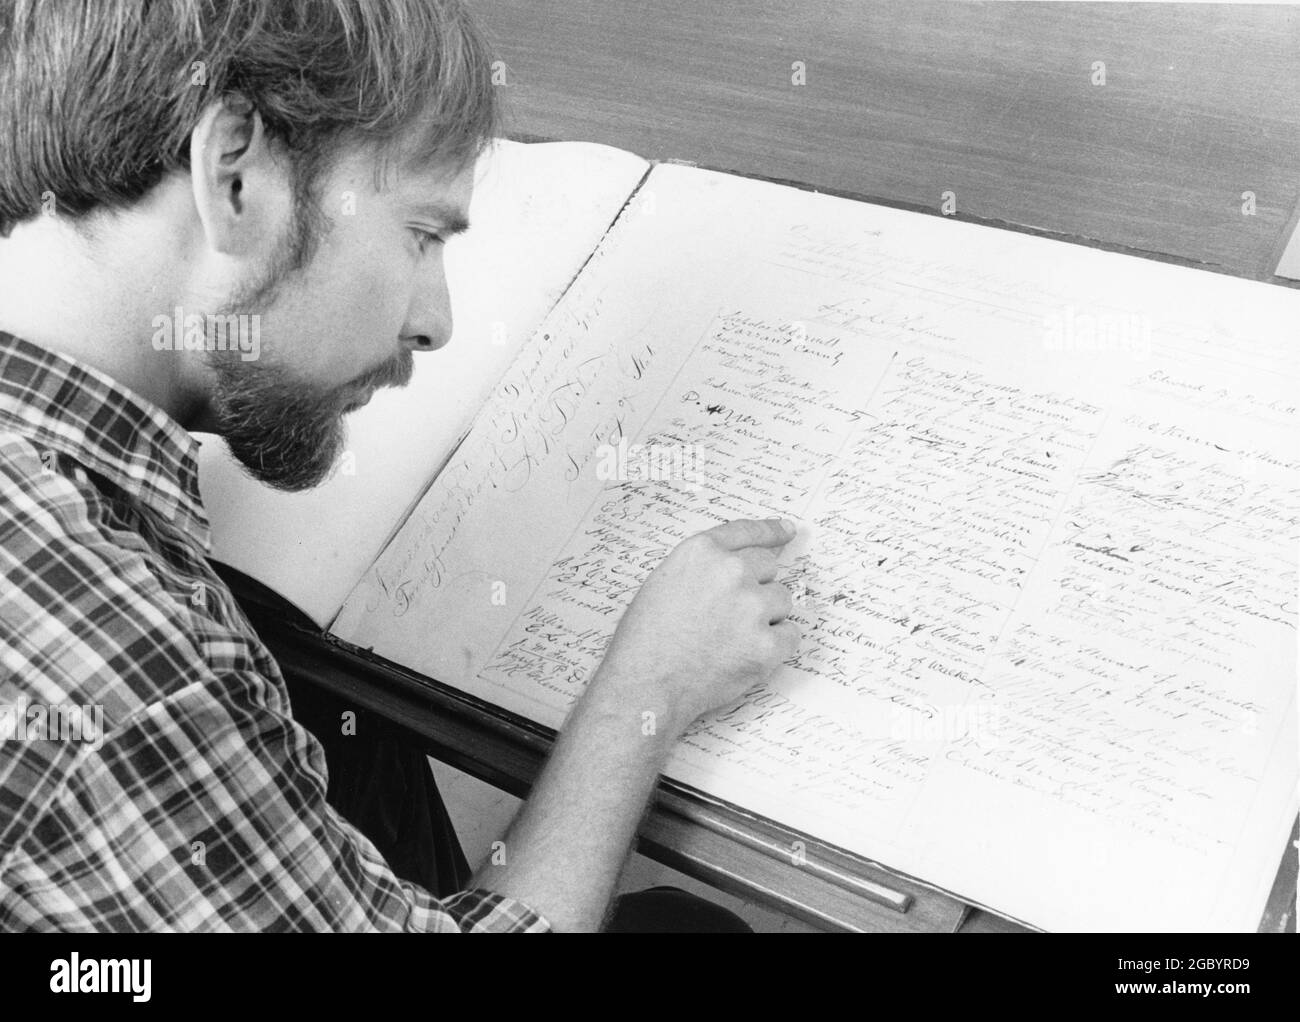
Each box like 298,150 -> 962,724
472,665 -> 690,932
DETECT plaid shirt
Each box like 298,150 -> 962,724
0,331 -> 547,932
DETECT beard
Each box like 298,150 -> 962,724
209,347 -> 413,491
203,196 -> 414,491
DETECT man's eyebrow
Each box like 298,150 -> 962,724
409,199 -> 471,236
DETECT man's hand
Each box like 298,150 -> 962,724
593,517 -> 801,736
474,517 -> 802,930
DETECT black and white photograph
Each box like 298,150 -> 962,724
0,0 -> 1295,1001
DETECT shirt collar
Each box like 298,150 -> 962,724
0,331 -> 211,549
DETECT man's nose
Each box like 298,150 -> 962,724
403,330 -> 450,353
400,269 -> 454,353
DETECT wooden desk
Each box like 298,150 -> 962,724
474,0 -> 1300,284
239,1 -> 1298,931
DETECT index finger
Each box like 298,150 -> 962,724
706,517 -> 797,552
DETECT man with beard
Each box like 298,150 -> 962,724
0,0 -> 799,931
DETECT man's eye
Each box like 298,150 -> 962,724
412,228 -> 445,254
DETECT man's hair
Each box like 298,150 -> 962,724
0,0 -> 501,236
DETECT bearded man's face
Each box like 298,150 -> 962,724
204,146 -> 471,490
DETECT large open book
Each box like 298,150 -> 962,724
198,139 -> 1299,933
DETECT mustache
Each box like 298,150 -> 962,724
349,348 -> 415,393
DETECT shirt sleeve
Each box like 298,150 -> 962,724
0,670 -> 550,932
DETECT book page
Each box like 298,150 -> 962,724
195,140 -> 649,625
333,162 -> 1300,932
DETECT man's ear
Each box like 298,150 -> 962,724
189,95 -> 294,258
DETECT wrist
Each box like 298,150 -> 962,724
582,659 -> 696,748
